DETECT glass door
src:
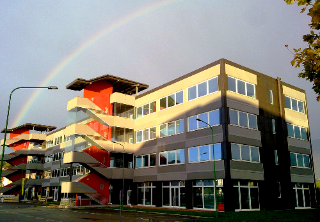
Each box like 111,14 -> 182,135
171,187 -> 179,207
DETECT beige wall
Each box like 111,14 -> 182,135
225,64 -> 257,85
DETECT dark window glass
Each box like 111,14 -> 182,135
204,187 -> 215,209
176,91 -> 183,105
304,155 -> 309,168
297,154 -> 303,167
285,96 -> 291,109
292,98 -> 298,111
208,77 -> 218,93
301,128 -> 307,140
250,188 -> 259,209
241,145 -> 250,161
290,153 -> 297,166
143,104 -> 149,116
247,83 -> 255,98
294,126 -> 301,139
239,112 -> 248,128
199,145 -> 210,161
160,152 -> 167,165
198,113 -> 208,128
228,77 -> 236,92
150,154 -> 156,166
168,94 -> 175,108
287,124 -> 294,137
150,101 -> 156,113
189,147 -> 199,162
160,97 -> 167,110
188,85 -> 197,101
298,101 -> 304,113
211,143 -> 222,160
237,80 -> 246,95
188,116 -> 198,131
136,156 -> 142,168
231,144 -> 240,160
229,109 -> 238,125
248,114 -> 257,129
198,81 -> 207,97
251,147 -> 259,162
177,149 -> 185,163
240,187 -> 250,209
143,155 -> 149,167
168,151 -> 176,164
209,109 -> 220,125
304,189 -> 311,207
274,150 -> 278,165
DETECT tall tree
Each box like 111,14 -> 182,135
286,0 -> 320,100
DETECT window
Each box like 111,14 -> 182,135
187,77 -> 218,101
272,119 -> 276,134
229,109 -> 257,130
285,96 -> 305,113
188,143 -> 221,163
270,90 -> 273,104
160,149 -> 185,165
290,153 -> 310,168
160,91 -> 183,110
136,101 -> 156,118
193,180 -> 224,209
287,123 -> 308,140
228,76 -> 255,98
188,109 -> 220,131
231,143 -> 260,162
136,127 -> 156,143
135,154 -> 156,168
294,183 -> 311,208
274,150 -> 279,165
233,181 -> 259,210
138,182 -> 156,206
162,181 -> 186,207
160,119 -> 184,137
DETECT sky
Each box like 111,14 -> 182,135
0,0 -> 319,166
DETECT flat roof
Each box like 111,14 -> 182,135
66,74 -> 149,95
1,123 -> 57,133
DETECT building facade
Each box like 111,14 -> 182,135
1,58 -> 316,211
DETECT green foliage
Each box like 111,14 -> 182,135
2,161 -> 12,169
286,0 -> 320,101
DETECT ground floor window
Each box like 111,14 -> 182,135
233,181 -> 259,210
137,182 -> 156,206
162,181 -> 186,208
294,183 -> 311,208
193,179 -> 224,210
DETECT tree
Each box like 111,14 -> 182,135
285,0 -> 320,100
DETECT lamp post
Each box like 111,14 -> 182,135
196,118 -> 218,218
0,86 -> 58,181
111,140 -> 124,221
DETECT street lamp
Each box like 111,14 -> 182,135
196,118 -> 218,218
111,140 -> 125,221
0,86 -> 58,181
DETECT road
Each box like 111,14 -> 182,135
0,203 -> 197,222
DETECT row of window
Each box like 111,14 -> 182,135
44,165 -> 88,178
45,152 -> 64,163
287,123 -> 308,140
46,135 -> 71,148
188,77 -> 218,101
188,109 -> 220,131
228,76 -> 255,98
160,119 -> 184,137
160,90 -> 183,110
290,152 -> 310,168
136,127 -> 156,143
135,143 -> 260,169
285,96 -> 305,113
229,109 -> 257,130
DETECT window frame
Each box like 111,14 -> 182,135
287,123 -> 308,140
187,76 -> 219,102
159,90 -> 184,111
284,96 -> 305,113
188,143 -> 222,163
188,109 -> 220,132
290,152 -> 310,168
135,153 -> 157,168
228,76 -> 256,99
159,149 -> 185,166
229,109 -> 258,130
136,126 -> 157,143
231,143 -> 260,163
159,119 -> 184,138
136,101 -> 156,119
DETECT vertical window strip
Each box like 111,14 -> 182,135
187,76 -> 219,101
272,119 -> 276,134
270,90 -> 273,104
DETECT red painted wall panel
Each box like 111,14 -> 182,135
83,146 -> 110,167
9,128 -> 30,139
78,173 -> 109,198
7,172 -> 25,182
9,141 -> 29,151
8,156 -> 27,166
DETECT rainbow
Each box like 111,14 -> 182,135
11,0 -> 182,128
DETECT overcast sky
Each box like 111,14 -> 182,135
0,1 -> 318,155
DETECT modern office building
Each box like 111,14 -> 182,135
0,58 -> 316,211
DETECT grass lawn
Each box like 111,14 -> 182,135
183,209 -> 320,222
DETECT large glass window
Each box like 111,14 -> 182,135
187,77 -> 219,101
135,153 -> 156,168
136,101 -> 156,118
138,182 -> 156,206
293,183 -> 311,208
290,153 -> 310,168
188,143 -> 221,163
193,180 -> 224,209
162,181 -> 186,207
136,127 -> 156,143
228,76 -> 256,98
233,181 -> 259,210
229,109 -> 257,130
188,109 -> 220,131
160,149 -> 185,165
160,90 -> 183,110
231,143 -> 260,162
160,119 -> 184,138
285,96 -> 305,113
287,123 -> 308,140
